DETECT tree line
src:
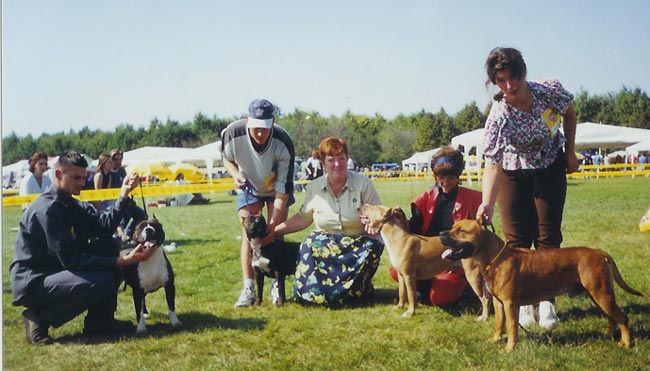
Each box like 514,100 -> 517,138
3,87 -> 649,167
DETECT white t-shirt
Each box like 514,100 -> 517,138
19,173 -> 52,196
221,119 -> 295,197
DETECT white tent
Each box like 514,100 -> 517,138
451,128 -> 485,171
574,122 -> 650,150
626,138 -> 650,155
402,148 -> 440,172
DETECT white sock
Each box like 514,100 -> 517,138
244,279 -> 255,290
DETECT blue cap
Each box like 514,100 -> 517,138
247,99 -> 274,129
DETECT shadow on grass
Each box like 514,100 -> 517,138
518,302 -> 650,347
53,311 -> 266,345
166,238 -> 223,245
562,302 -> 650,321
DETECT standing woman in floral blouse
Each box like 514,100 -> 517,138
476,47 -> 579,331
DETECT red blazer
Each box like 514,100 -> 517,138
411,186 -> 482,235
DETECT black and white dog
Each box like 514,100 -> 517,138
242,214 -> 300,306
121,217 -> 181,333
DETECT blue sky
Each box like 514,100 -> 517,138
3,1 -> 649,138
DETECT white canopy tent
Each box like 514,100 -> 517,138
574,122 -> 650,150
451,128 -> 485,172
625,138 -> 650,155
402,148 -> 440,172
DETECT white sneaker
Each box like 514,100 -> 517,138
518,305 -> 536,329
538,301 -> 559,330
270,279 -> 280,305
234,286 -> 255,308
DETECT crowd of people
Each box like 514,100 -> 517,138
11,46 -> 587,345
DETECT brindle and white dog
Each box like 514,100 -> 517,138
242,214 -> 300,306
121,217 -> 181,333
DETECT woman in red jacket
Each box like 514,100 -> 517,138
390,146 -> 482,305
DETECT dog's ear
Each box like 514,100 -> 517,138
392,207 -> 408,229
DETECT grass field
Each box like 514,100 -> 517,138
3,177 -> 650,370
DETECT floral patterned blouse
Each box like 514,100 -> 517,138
483,79 -> 574,170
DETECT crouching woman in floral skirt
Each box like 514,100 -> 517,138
274,137 -> 384,305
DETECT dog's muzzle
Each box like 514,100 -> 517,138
440,232 -> 476,261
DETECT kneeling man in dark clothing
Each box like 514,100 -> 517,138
10,151 -> 157,345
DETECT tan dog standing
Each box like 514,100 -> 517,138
440,218 -> 644,352
361,204 -> 490,319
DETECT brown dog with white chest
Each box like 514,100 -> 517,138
440,218 -> 644,352
361,204 -> 490,319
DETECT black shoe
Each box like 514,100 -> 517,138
83,318 -> 134,336
22,309 -> 53,345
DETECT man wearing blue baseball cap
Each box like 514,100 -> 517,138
221,99 -> 296,307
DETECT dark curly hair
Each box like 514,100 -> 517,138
485,47 -> 527,101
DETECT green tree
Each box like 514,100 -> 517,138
574,90 -> 601,123
615,87 -> 650,128
413,109 -> 453,151
454,101 -> 486,133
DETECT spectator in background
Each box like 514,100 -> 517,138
347,157 -> 355,171
109,149 -> 127,187
170,173 -> 194,206
591,152 -> 603,166
20,151 -> 52,197
305,150 -> 323,180
109,148 -> 147,241
639,152 -> 648,165
92,153 -> 114,212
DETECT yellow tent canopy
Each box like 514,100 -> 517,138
168,163 -> 207,182
125,162 -> 173,181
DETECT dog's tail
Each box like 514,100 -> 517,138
608,256 -> 644,297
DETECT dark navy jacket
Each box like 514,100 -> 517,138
10,184 -> 128,306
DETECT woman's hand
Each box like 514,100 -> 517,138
566,151 -> 580,174
476,202 -> 494,226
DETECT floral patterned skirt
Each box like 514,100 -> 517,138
293,231 -> 384,305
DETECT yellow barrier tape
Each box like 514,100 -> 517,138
3,182 -> 237,207
4,170 -> 648,207
2,180 -> 316,207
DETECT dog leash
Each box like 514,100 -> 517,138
139,180 -> 148,219
480,241 -> 508,277
242,184 -> 255,216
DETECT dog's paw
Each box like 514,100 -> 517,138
169,312 -> 182,327
489,335 -> 502,344
402,311 -> 414,318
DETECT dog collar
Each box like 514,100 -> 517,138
481,242 -> 508,277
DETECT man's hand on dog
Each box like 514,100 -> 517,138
117,243 -> 158,267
